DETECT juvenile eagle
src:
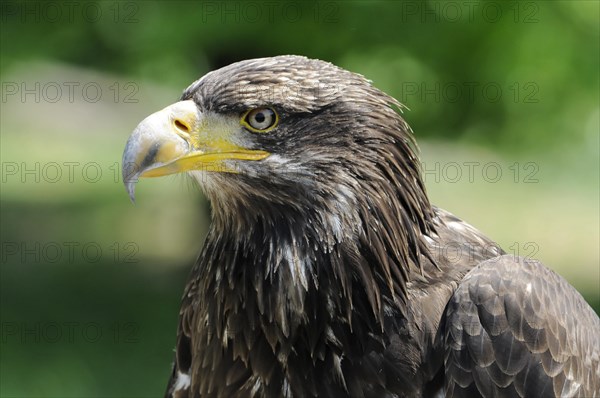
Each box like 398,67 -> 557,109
122,56 -> 599,397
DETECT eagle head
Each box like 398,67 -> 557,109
123,55 -> 435,310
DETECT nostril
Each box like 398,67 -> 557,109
174,119 -> 190,133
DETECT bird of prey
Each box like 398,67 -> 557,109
122,55 -> 599,398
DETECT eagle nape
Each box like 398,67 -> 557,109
122,55 -> 600,398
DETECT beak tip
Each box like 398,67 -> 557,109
122,161 -> 139,203
125,180 -> 137,204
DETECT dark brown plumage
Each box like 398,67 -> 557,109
122,55 -> 600,397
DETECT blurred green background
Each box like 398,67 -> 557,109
1,1 -> 598,397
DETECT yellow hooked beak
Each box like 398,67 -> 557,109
122,100 -> 270,201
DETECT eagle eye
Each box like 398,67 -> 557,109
242,108 -> 278,132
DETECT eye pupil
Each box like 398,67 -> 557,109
254,113 -> 265,123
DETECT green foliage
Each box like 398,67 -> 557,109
2,1 -> 598,150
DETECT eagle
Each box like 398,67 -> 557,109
122,55 -> 599,398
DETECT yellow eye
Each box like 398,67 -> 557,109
242,108 -> 278,132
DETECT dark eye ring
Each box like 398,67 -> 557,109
242,108 -> 278,132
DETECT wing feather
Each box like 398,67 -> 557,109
444,255 -> 600,397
